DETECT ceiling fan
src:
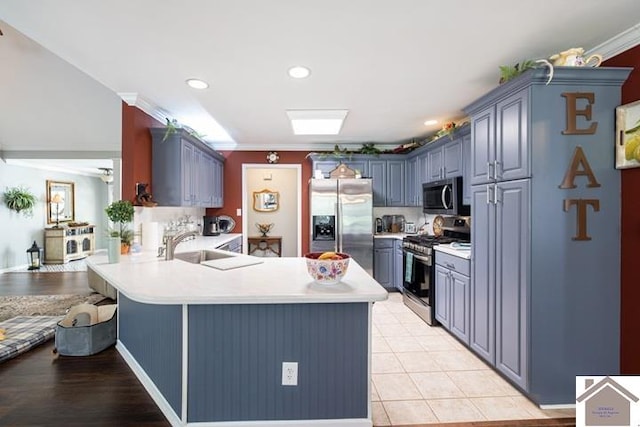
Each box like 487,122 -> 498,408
98,167 -> 113,184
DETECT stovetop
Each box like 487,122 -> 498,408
403,234 -> 467,246
403,234 -> 470,256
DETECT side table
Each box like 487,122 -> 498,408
247,236 -> 282,257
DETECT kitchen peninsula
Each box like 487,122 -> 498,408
86,239 -> 387,427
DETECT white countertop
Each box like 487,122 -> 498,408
434,243 -> 472,260
374,233 -> 411,239
87,235 -> 388,305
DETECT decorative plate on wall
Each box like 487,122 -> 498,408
218,215 -> 236,233
267,151 -> 280,164
432,215 -> 445,237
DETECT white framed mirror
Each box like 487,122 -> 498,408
46,180 -> 75,225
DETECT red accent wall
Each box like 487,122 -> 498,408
604,46 -> 640,373
121,103 -> 163,202
206,151 -> 312,253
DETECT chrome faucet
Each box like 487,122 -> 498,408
164,230 -> 199,261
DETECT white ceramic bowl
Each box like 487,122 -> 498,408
304,252 -> 350,285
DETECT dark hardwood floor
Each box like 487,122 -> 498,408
0,272 -> 170,426
0,272 -> 575,427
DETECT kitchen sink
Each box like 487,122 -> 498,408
173,250 -> 234,264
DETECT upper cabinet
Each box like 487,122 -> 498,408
150,128 -> 225,208
307,130 -> 467,208
469,89 -> 529,186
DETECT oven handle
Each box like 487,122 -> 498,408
404,250 -> 431,264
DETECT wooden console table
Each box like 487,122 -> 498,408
247,236 -> 282,257
44,224 -> 95,264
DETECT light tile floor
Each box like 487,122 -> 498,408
371,292 -> 575,426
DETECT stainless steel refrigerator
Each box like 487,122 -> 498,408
310,178 -> 373,275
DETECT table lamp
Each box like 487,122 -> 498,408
51,193 -> 64,228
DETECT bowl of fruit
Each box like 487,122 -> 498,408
304,252 -> 350,285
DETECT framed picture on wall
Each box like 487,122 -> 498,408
615,99 -> 640,169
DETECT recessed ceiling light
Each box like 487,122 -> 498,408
424,119 -> 438,126
186,78 -> 209,89
288,66 -> 311,79
286,110 -> 348,135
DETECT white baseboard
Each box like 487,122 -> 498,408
539,403 -> 576,410
116,341 -> 183,426
0,264 -> 30,274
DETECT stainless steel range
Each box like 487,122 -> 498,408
402,217 -> 470,325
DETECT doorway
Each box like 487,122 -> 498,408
242,164 -> 301,257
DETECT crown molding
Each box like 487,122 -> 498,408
118,92 -> 169,125
587,22 -> 640,59
210,142 -> 399,152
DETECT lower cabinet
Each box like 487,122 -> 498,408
374,238 -> 405,291
393,239 -> 404,292
434,250 -> 470,345
373,239 -> 393,289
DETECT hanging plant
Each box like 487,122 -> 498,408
3,186 -> 37,217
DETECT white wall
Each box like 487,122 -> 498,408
0,161 -> 108,270
246,168 -> 299,257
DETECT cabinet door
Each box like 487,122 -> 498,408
450,270 -> 470,345
418,152 -> 429,185
393,240 -> 404,291
496,90 -> 529,182
387,160 -> 405,206
444,139 -> 463,178
462,133 -> 472,205
213,158 -> 224,207
470,106 -> 495,186
427,148 -> 443,182
369,160 -> 387,207
495,179 -> 529,390
470,184 -> 495,364
373,247 -> 393,289
182,141 -> 195,205
199,153 -> 213,207
434,265 -> 450,327
404,157 -> 417,206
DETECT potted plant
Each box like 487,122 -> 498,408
105,200 -> 135,254
3,186 -> 37,217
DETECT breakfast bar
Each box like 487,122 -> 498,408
86,241 -> 387,427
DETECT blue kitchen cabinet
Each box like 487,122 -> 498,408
469,89 -> 529,186
435,250 -> 470,345
386,160 -> 405,206
465,67 -> 630,404
471,179 -> 529,388
404,156 -> 419,206
369,160 -> 386,207
462,132 -> 471,205
373,239 -> 393,290
425,129 -> 465,183
151,128 -> 225,208
393,239 -> 404,291
434,264 -> 450,327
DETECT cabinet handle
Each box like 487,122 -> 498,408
493,160 -> 500,180
442,166 -> 446,178
493,183 -> 499,204
487,162 -> 493,181
445,262 -> 456,270
486,185 -> 493,205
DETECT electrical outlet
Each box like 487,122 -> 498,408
282,362 -> 298,386
236,208 -> 242,216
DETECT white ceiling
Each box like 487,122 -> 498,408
2,1 -> 640,155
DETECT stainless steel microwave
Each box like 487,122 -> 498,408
422,177 -> 469,215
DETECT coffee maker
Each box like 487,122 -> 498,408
203,216 -> 220,236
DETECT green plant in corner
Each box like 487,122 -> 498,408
105,200 -> 135,246
358,143 -> 381,156
3,186 -> 37,217
499,60 -> 537,84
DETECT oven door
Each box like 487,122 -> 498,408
402,249 -> 432,303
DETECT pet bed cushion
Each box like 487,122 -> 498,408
0,316 -> 62,363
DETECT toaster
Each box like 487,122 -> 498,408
404,222 -> 417,233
